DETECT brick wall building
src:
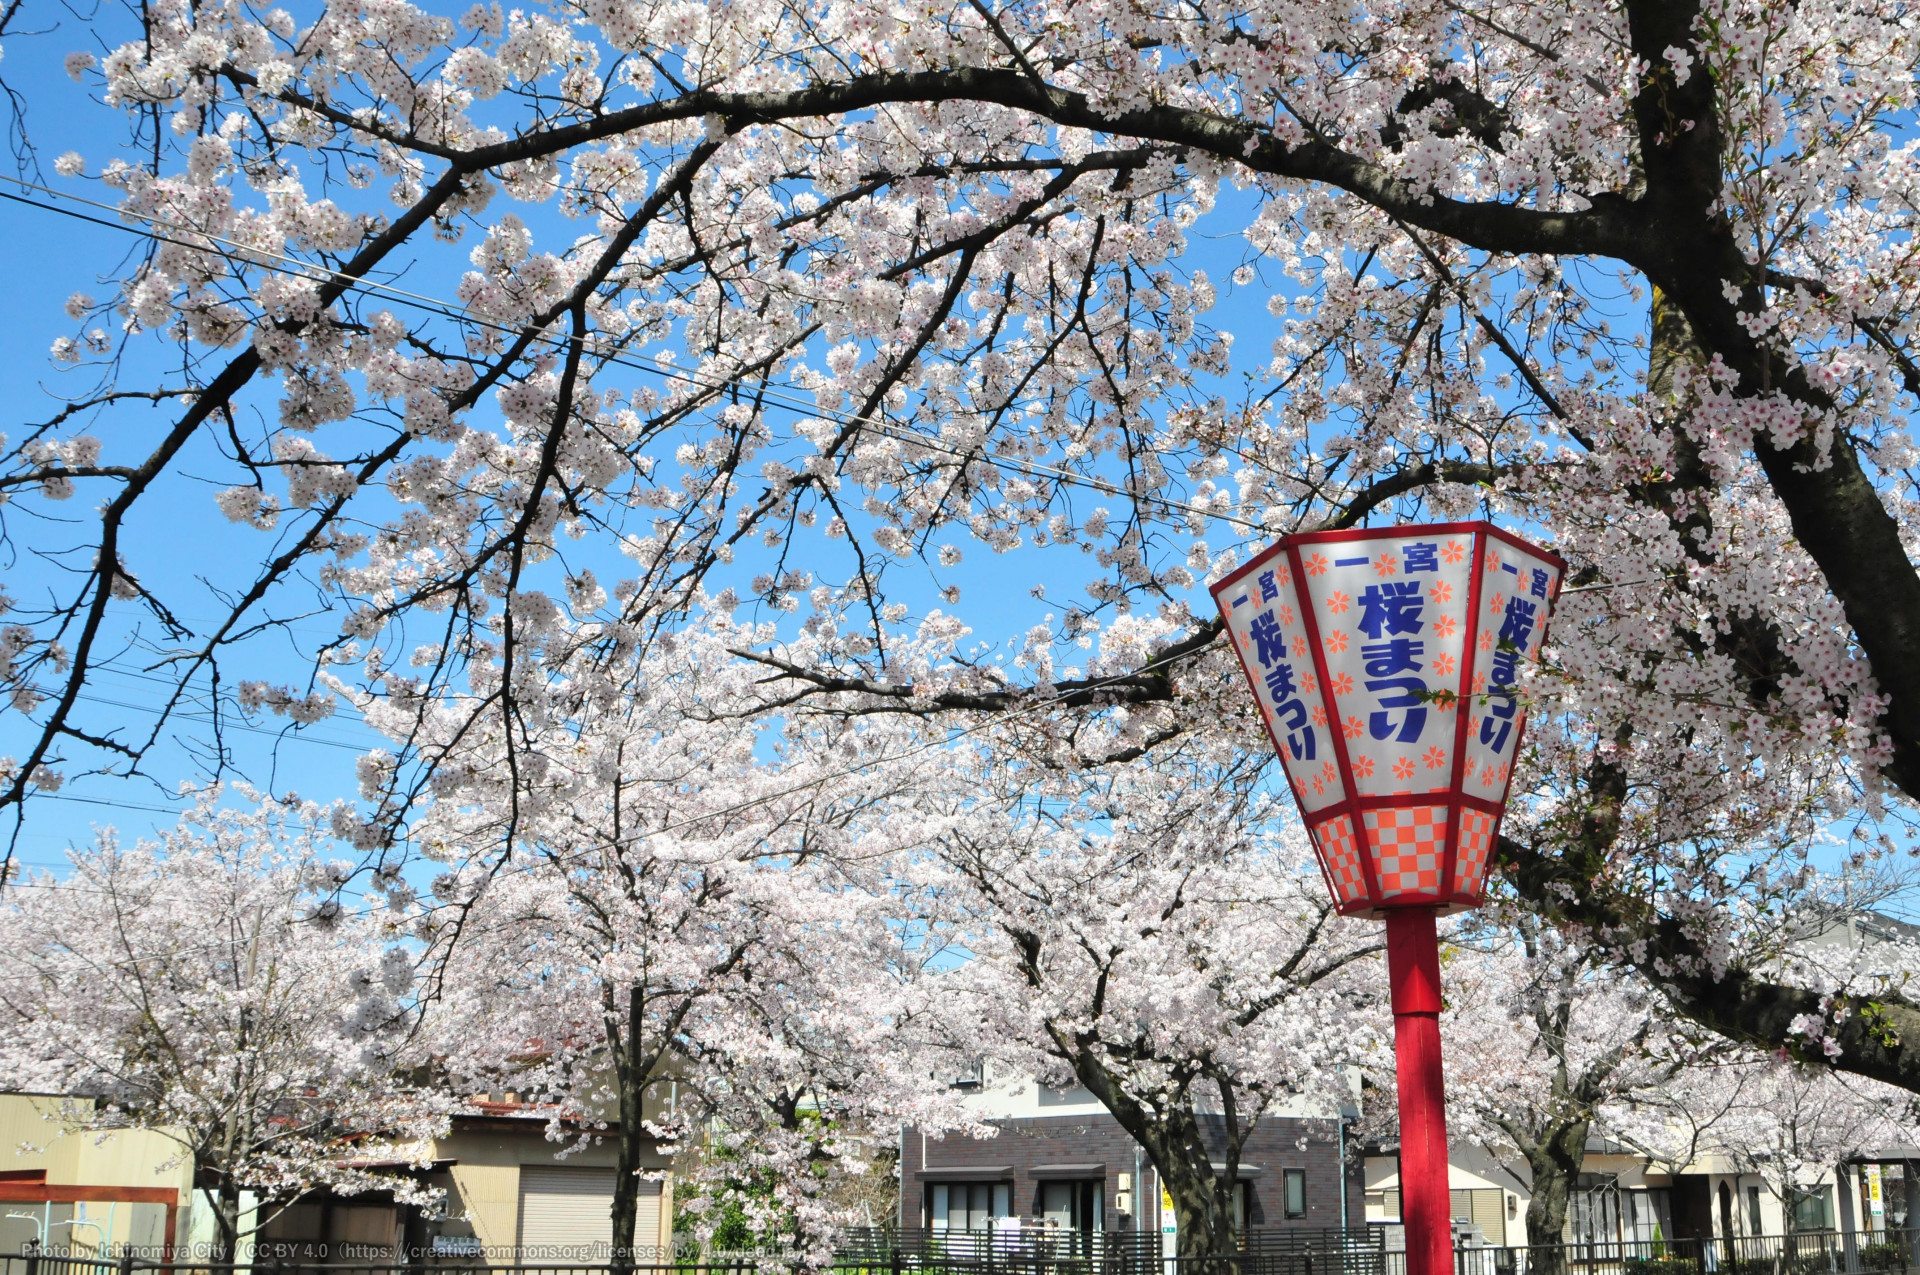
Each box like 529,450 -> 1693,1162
897,1076 -> 1364,1241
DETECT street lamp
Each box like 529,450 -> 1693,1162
1211,521 -> 1563,1275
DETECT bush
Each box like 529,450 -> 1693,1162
1622,1258 -> 1700,1275
1861,1243 -> 1909,1273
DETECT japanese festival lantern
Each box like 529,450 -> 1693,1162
1210,522 -> 1563,1275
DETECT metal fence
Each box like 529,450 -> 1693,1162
0,1258 -> 751,1275
5,1229 -> 1916,1275
834,1227 -> 1384,1275
1413,1230 -> 1920,1275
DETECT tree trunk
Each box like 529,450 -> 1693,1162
1159,1148 -> 1237,1260
611,983 -> 647,1275
199,1174 -> 244,1267
1521,1116 -> 1591,1275
1063,1058 -> 1246,1260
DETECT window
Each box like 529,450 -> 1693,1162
1748,1186 -> 1764,1235
1790,1187 -> 1834,1233
1284,1169 -> 1307,1219
1039,1181 -> 1104,1234
1564,1176 -> 1670,1246
930,1183 -> 1012,1231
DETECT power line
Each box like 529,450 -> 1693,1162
0,173 -> 1270,533
67,687 -> 375,754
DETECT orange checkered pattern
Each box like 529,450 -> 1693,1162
1311,815 -> 1368,907
1453,807 -> 1497,900
1363,805 -> 1447,898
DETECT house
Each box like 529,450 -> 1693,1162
254,1097 -> 676,1265
896,1070 -> 1364,1244
0,1091 -> 676,1267
1358,1135 -> 1919,1252
0,1093 -> 189,1259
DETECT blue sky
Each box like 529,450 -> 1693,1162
0,12 -> 1314,875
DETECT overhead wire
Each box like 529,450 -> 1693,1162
0,172 -> 1645,849
0,172 -> 1272,532
632,639 -> 1221,842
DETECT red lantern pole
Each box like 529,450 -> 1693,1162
1386,907 -> 1450,1275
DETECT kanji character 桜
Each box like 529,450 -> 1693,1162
1357,581 -> 1424,638
1249,611 -> 1286,666
1499,596 -> 1539,650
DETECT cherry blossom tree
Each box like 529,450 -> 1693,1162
1625,1053 -> 1919,1238
0,791 -> 452,1262
400,610 -> 967,1268
908,739 -> 1387,1257
1438,923 -> 1717,1266
1440,885 -> 1920,1261
5,0 -> 1920,1093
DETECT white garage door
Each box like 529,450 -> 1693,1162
517,1165 -> 661,1260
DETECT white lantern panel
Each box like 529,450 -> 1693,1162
1218,551 -> 1343,815
1459,540 -> 1562,809
1287,533 -> 1476,800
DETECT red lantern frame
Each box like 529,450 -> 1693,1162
1210,520 -> 1565,918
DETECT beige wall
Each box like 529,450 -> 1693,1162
0,1093 -> 191,1193
0,1093 -> 193,1255
428,1119 -> 674,1262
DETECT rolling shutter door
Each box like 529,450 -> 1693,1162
520,1166 -> 614,1258
517,1166 -> 663,1258
1450,1188 -> 1506,1245
633,1179 -> 662,1254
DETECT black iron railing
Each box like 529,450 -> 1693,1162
2,1227 -> 1912,1275
1395,1229 -> 1920,1275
